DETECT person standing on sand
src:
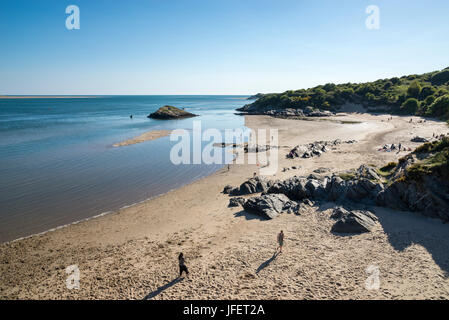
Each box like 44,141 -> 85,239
178,253 -> 189,277
277,230 -> 284,253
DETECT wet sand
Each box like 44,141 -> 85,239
113,130 -> 172,147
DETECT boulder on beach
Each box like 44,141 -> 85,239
331,209 -> 378,234
230,176 -> 277,196
147,105 -> 198,120
228,197 -> 246,207
313,167 -> 330,174
223,185 -> 234,194
287,139 -> 355,159
411,136 -> 429,143
243,194 -> 298,219
303,106 -> 334,117
265,108 -> 305,117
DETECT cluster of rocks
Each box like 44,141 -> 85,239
226,154 -> 449,234
212,143 -> 275,154
228,197 -> 246,208
244,144 -> 273,153
377,172 -> 449,221
225,159 -> 449,225
266,166 -> 383,204
411,136 -> 429,143
225,165 -> 382,203
287,139 -> 357,159
223,176 -> 276,196
374,154 -> 449,221
267,107 -> 335,118
282,166 -> 301,172
236,105 -> 335,118
226,180 -> 380,233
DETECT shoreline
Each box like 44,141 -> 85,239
2,113 -> 449,299
3,163 -> 229,245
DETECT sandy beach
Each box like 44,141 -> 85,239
1,113 -> 449,300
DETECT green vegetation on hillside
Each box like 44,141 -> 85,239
248,67 -> 449,120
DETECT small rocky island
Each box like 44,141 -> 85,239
147,105 -> 198,120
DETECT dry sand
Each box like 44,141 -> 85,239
113,130 -> 172,147
1,113 -> 449,300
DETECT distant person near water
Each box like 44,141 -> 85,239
178,253 -> 189,277
277,230 -> 284,253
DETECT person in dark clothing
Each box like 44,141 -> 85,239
277,230 -> 284,253
178,253 -> 189,277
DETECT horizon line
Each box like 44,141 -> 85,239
0,94 -> 255,97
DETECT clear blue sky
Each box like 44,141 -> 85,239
1,0 -> 448,95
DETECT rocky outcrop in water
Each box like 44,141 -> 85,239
148,105 -> 198,120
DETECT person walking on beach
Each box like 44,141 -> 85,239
178,253 -> 189,277
277,230 -> 284,253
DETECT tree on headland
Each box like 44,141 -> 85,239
431,69 -> 449,85
407,81 -> 422,98
401,98 -> 419,114
426,95 -> 449,118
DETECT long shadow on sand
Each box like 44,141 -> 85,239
373,206 -> 449,276
234,210 -> 267,221
143,277 -> 184,300
256,252 -> 279,274
318,202 -> 449,276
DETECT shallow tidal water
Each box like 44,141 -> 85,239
0,95 -> 248,242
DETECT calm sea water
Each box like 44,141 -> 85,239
0,96 -> 248,242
